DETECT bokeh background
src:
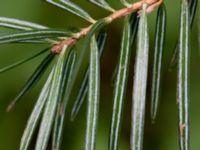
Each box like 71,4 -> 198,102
0,0 -> 200,150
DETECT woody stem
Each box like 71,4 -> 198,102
51,0 -> 159,53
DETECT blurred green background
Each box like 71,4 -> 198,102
0,0 -> 200,150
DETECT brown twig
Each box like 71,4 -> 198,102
51,0 -> 163,54
51,26 -> 92,53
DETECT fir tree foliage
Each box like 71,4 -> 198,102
0,0 -> 198,150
